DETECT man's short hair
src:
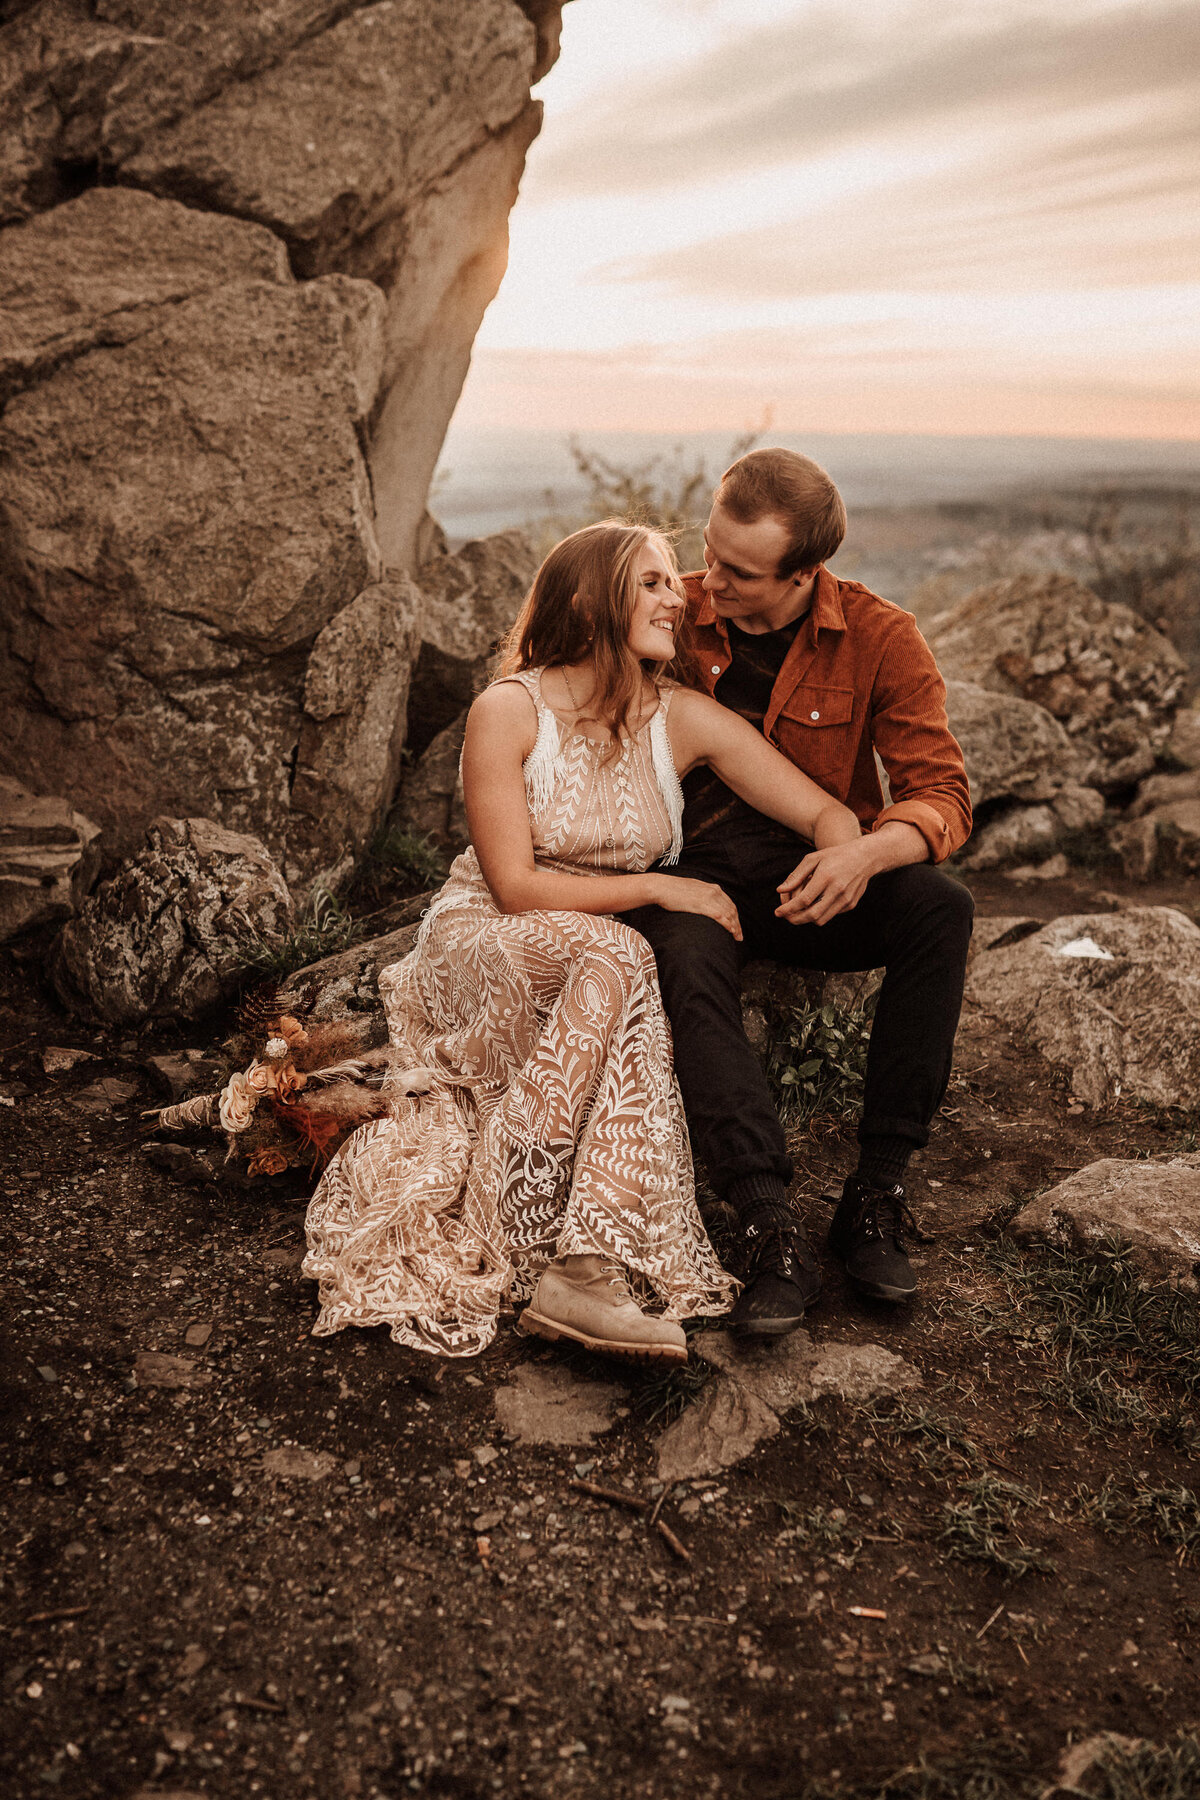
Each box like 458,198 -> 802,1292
717,448 -> 847,578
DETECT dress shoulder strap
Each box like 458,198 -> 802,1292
489,667 -> 562,816
647,683 -> 684,866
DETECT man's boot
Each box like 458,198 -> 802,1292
519,1254 -> 688,1364
728,1206 -> 822,1337
827,1176 -> 920,1301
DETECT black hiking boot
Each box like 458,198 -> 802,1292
728,1210 -> 822,1337
826,1177 -> 923,1302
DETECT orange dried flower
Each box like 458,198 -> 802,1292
247,1147 -> 289,1177
273,1014 -> 310,1047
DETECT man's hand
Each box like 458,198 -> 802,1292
775,840 -> 875,925
775,822 -> 930,926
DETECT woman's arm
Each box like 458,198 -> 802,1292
461,684 -> 742,937
667,687 -> 860,848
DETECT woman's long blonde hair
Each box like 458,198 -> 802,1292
501,520 -> 701,747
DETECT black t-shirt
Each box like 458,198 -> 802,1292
682,613 -> 809,855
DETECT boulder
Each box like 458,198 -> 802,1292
1166,707 -> 1200,770
961,805 -> 1060,871
1011,1155 -> 1200,1286
967,907 -> 1200,1109
52,817 -> 293,1025
656,1330 -> 920,1482
0,231 -> 384,861
288,580 -> 422,890
0,775 -> 101,941
1051,783 -> 1107,834
1110,802 -> 1200,881
395,711 -> 471,853
0,186 -> 289,402
944,678 -> 1078,805
407,530 -> 537,755
279,924 -> 421,1029
929,575 -> 1188,790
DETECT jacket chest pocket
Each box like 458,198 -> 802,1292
777,684 -> 855,730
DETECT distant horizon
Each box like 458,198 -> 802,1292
433,424 -> 1200,544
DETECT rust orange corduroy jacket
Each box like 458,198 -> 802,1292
683,568 -> 972,864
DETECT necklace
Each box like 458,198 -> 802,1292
561,663 -> 587,713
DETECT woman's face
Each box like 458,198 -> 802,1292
626,539 -> 684,661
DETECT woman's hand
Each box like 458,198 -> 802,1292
649,874 -> 742,941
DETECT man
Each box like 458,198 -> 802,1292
630,447 -> 973,1336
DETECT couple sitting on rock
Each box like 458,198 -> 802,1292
303,448 -> 974,1361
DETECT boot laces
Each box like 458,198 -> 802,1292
742,1218 -> 816,1283
853,1188 -> 921,1246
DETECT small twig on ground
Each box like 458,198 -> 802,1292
976,1602 -> 1005,1640
25,1604 -> 90,1624
655,1519 -> 692,1562
232,1694 -> 286,1714
568,1478 -> 648,1513
648,1486 -> 670,1527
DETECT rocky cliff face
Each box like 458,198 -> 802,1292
0,1 -> 559,883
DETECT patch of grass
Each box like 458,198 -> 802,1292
1038,1370 -> 1200,1451
938,1474 -> 1055,1580
801,1742 -> 1033,1799
237,885 -> 362,981
632,1357 -> 713,1426
767,995 -> 876,1127
1060,1731 -> 1200,1800
1077,1473 -> 1200,1562
861,1397 -> 985,1475
353,827 -> 448,906
984,1236 -> 1200,1399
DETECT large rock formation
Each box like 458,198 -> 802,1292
0,2 -> 562,882
929,574 -> 1188,791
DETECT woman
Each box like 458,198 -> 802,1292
303,521 -> 860,1362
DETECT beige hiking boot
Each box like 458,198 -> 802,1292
519,1254 -> 688,1365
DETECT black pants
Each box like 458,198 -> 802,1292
627,832 -> 974,1196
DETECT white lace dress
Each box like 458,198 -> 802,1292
303,669 -> 738,1356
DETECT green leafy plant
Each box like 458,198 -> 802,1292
237,884 -> 362,981
767,995 -> 877,1127
352,826 -> 448,907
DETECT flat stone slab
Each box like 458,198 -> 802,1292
1011,1155 -> 1200,1285
493,1363 -> 625,1446
656,1330 -> 920,1482
260,1447 -> 338,1481
134,1352 -> 211,1391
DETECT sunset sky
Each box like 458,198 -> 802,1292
453,0 -> 1200,439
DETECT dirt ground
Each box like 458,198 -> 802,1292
3,867 -> 1200,1800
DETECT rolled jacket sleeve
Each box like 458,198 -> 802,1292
868,616 -> 972,863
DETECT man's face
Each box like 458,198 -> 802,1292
701,500 -> 806,628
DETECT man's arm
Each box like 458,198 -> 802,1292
776,614 -> 970,925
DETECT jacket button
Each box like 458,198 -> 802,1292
711,664 -> 721,675
810,709 -> 820,720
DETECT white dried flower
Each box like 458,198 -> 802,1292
264,1036 -> 290,1060
218,1071 -> 257,1134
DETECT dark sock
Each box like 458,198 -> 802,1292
728,1173 -> 790,1217
854,1137 -> 912,1193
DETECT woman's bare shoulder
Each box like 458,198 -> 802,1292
467,676 -> 540,745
